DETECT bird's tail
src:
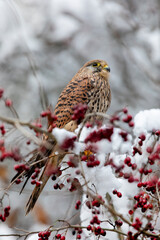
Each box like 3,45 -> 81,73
25,165 -> 50,215
25,144 -> 65,215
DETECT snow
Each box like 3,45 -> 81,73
134,109 -> 160,135
79,109 -> 160,238
0,0 -> 159,237
0,224 -> 15,240
52,127 -> 76,144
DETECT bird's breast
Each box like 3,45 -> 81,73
87,78 -> 111,113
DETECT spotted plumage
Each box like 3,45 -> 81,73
23,59 -> 111,214
54,59 -> 111,128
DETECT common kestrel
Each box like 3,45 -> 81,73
15,59 -> 111,214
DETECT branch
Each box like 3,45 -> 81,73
0,115 -> 56,142
85,190 -> 160,239
0,224 -> 127,239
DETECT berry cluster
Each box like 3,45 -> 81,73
86,155 -> 100,168
94,226 -> 106,236
31,167 -> 40,179
124,157 -> 137,170
137,176 -> 160,194
87,224 -> 106,236
30,168 -> 41,186
14,163 -> 29,174
87,216 -> 107,237
38,230 -> 51,240
112,189 -> 122,198
138,133 -> 146,146
134,192 -> 153,213
110,107 -> 134,128
72,228 -> 83,239
133,146 -> 142,156
0,206 -> 10,222
115,219 -> 123,227
132,217 -> 142,230
31,179 -> 42,187
91,195 -> 104,207
85,126 -> 113,143
81,149 -> 100,168
60,136 -> 76,150
0,124 -> 6,135
55,234 -> 66,240
72,103 -> 88,124
90,215 -> 101,225
0,147 -> 22,162
119,130 -> 128,141
75,200 -> 81,210
122,108 -> 134,127
127,231 -> 139,240
53,183 -> 64,190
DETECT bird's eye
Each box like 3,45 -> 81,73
92,62 -> 100,67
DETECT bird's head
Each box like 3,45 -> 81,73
83,59 -> 110,79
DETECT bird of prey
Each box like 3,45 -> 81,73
14,59 -> 111,214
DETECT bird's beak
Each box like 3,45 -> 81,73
103,65 -> 110,72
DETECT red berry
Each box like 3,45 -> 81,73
115,220 -> 123,226
76,200 -> 81,205
127,115 -> 133,121
124,156 -> 131,165
123,114 -> 132,123
36,181 -> 41,187
129,121 -> 134,127
146,147 -> 153,153
155,130 -> 160,136
87,225 -> 92,231
113,189 -> 117,194
81,155 -> 87,161
128,210 -> 133,215
4,206 -> 10,212
5,98 -> 12,107
31,180 -> 36,185
60,236 -> 65,240
15,179 -> 21,184
123,107 -> 128,114
148,203 -> 153,209
132,163 -> 137,170
40,111 -> 49,117
56,234 -> 61,239
117,192 -> 122,198
61,136 -> 76,150
119,131 -> 128,141
137,182 -> 143,188
0,88 -> 4,98
139,134 -> 146,141
85,122 -> 93,128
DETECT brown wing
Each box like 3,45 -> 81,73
54,74 -> 93,128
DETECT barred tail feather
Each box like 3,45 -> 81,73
25,166 -> 49,215
25,144 -> 65,215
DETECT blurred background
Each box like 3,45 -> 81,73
0,0 -> 160,238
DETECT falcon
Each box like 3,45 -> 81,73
14,59 -> 111,214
